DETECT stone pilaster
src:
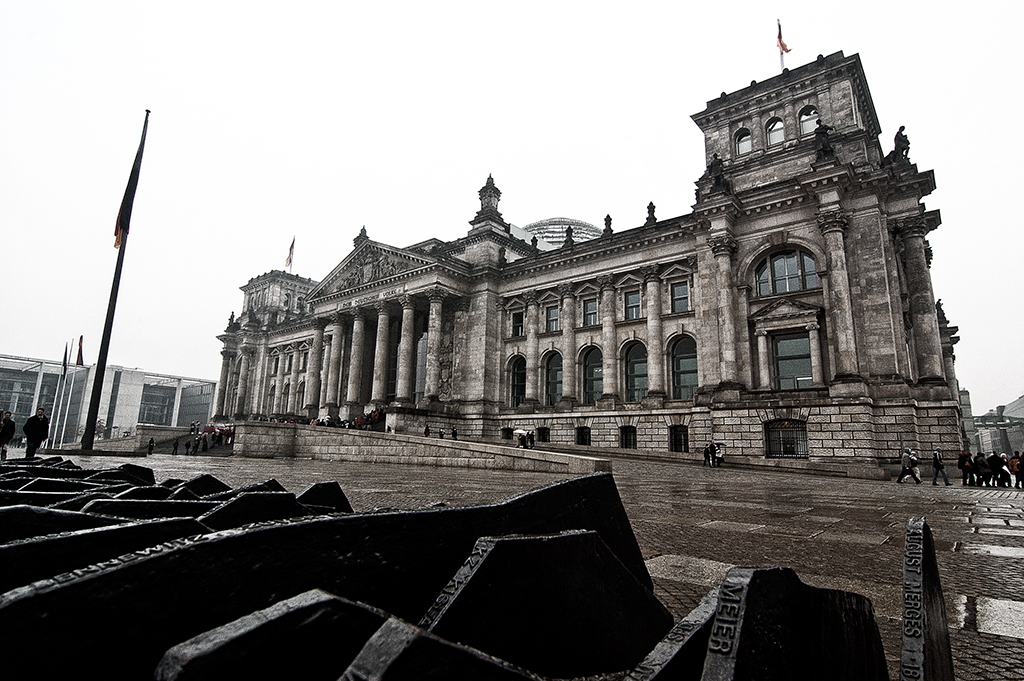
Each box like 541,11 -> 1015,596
807,322 -> 824,386
816,209 -> 860,380
395,296 -> 417,404
524,292 -> 539,404
345,310 -> 367,412
370,304 -> 392,406
234,347 -> 252,418
708,233 -> 739,386
756,330 -> 770,389
424,291 -> 445,402
643,266 -> 665,396
897,216 -> 944,382
215,349 -> 234,417
559,284 -> 577,404
325,313 -> 345,415
304,319 -> 326,415
598,276 -> 619,401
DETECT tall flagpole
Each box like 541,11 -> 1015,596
60,366 -> 78,448
82,110 -> 150,450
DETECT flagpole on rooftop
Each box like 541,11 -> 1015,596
82,110 -> 150,451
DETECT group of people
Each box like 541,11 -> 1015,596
423,425 -> 457,440
0,408 -> 50,460
897,447 -> 952,485
957,450 -> 1022,488
702,442 -> 724,467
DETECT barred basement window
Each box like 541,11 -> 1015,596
765,419 -> 809,458
620,425 -> 637,449
500,427 -> 514,440
576,426 -> 591,446
669,425 -> 689,453
537,427 -> 550,443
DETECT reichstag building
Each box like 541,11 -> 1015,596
215,51 -> 963,470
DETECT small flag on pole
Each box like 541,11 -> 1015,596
61,343 -> 68,380
76,335 -> 84,366
285,237 -> 295,269
114,110 -> 151,248
777,20 -> 791,54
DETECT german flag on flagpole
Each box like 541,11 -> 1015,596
114,110 -> 151,248
777,20 -> 791,54
76,335 -> 84,366
285,237 -> 295,270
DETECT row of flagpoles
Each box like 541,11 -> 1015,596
53,336 -> 85,448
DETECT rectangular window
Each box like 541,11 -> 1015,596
669,425 -> 689,453
287,355 -> 293,373
625,291 -> 641,320
302,352 -> 309,371
620,425 -> 637,449
511,311 -> 524,337
583,298 -> 598,327
773,333 -> 812,390
545,306 -> 559,333
671,282 -> 690,313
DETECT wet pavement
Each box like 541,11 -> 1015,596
73,452 -> 1024,680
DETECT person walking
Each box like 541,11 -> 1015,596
147,437 -> 155,455
1010,451 -> 1023,489
0,412 -> 15,460
931,448 -> 951,486
957,451 -> 974,486
171,439 -> 179,455
452,427 -> 458,441
185,439 -> 192,456
703,444 -> 711,467
708,442 -> 718,468
896,448 -> 922,484
423,425 -> 430,437
23,408 -> 49,458
973,452 -> 991,487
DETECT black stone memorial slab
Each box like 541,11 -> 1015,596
46,492 -> 115,512
80,499 -> 219,520
118,463 -> 155,485
196,492 -> 317,531
155,589 -> 388,681
900,517 -> 955,681
341,617 -> 543,681
297,480 -> 353,513
202,478 -> 288,502
0,473 -> 648,680
625,587 -> 719,681
0,504 -> 121,543
420,531 -> 673,678
180,474 -> 233,497
114,485 -> 174,500
700,567 -> 887,681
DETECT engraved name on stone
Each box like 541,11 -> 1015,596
708,578 -> 745,654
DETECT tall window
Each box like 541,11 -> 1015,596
297,381 -> 305,408
510,356 -> 526,406
272,356 -> 280,374
545,354 -> 562,406
773,333 -> 812,390
620,425 -> 637,449
545,306 -> 559,332
766,420 -> 809,458
755,250 -> 818,296
582,348 -> 603,404
799,106 -> 819,136
302,352 -> 309,371
671,336 -> 698,400
669,425 -> 689,453
766,117 -> 784,146
624,291 -> 641,320
286,354 -> 293,372
576,426 -> 591,446
511,311 -> 524,337
583,298 -> 598,327
625,343 -> 648,402
735,129 -> 752,155
671,282 -> 689,313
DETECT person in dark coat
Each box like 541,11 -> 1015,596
147,438 -> 155,455
988,452 -> 1008,487
23,408 -> 49,457
973,453 -> 991,487
931,448 -> 951,486
957,451 -> 974,486
171,439 -> 179,455
0,412 -> 15,460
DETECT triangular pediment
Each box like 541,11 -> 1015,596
750,297 -> 822,322
309,241 -> 435,299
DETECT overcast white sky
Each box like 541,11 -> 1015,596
1,1 -> 1021,415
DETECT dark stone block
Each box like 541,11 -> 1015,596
421,531 -> 673,678
180,474 -> 233,497
0,518 -> 210,594
203,479 -> 288,502
0,490 -> 98,509
80,499 -> 220,520
197,492 -> 317,531
17,478 -> 108,493
0,504 -> 122,544
700,567 -> 887,681
155,590 -> 388,681
114,486 -> 174,500
341,617 -> 543,680
85,469 -> 152,486
47,492 -> 115,512
168,487 -> 201,501
625,586 -> 719,680
297,481 -> 353,513
118,463 -> 155,486
160,478 -> 187,488
0,473 -> 647,680
0,476 -> 33,490
901,517 -> 955,681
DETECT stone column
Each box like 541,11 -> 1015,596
816,209 -> 860,379
708,234 -> 738,386
643,267 -> 665,395
274,347 -> 287,413
396,296 -> 417,404
898,217 -> 944,381
234,348 -> 251,417
346,310 -> 366,409
370,304 -> 391,405
325,314 -> 344,412
524,292 -> 540,404
559,284 -> 577,403
215,349 -> 234,416
287,343 -> 301,413
756,330 -> 770,389
305,319 -> 326,414
807,322 -> 824,386
598,276 -> 618,400
424,291 -> 445,402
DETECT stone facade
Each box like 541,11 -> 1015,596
215,52 -> 964,472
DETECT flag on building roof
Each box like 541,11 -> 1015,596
76,335 -> 84,366
285,237 -> 295,268
114,110 -> 151,248
777,20 -> 791,54
61,343 -> 68,380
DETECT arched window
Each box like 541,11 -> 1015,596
545,354 -> 562,406
755,250 -> 818,296
284,293 -> 292,310
735,129 -> 752,155
625,343 -> 648,402
620,425 -> 637,449
766,117 -> 784,146
671,336 -> 698,400
799,106 -> 819,136
509,356 -> 526,407
765,419 -> 809,458
582,348 -> 603,405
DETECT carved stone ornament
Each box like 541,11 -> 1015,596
707,234 -> 738,256
645,202 -> 657,226
815,209 -> 849,236
641,264 -> 660,282
603,214 -> 613,237
893,216 -> 929,240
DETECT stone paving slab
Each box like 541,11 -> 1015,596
70,453 -> 1024,681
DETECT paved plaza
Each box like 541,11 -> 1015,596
73,452 -> 1024,680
